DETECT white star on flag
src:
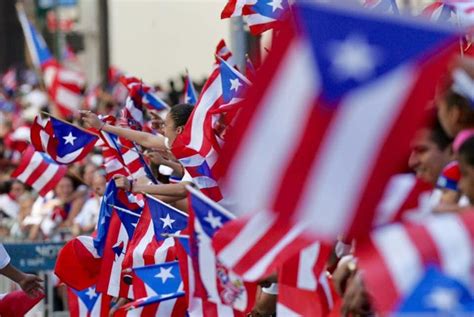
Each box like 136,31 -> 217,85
327,33 -> 382,82
63,132 -> 77,146
204,210 -> 222,229
85,287 -> 97,300
160,213 -> 176,229
267,0 -> 283,12
155,267 -> 174,283
230,78 -> 242,92
425,287 -> 460,311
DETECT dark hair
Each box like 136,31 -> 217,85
429,117 -> 453,151
169,103 -> 194,128
444,89 -> 474,128
458,136 -> 474,167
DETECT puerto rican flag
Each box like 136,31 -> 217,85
363,0 -> 399,14
447,0 -> 474,26
276,242 -> 337,316
0,290 -> 44,317
221,0 -> 252,19
11,146 -> 67,196
212,2 -> 460,281
184,71 -> 198,105
30,116 -> 98,164
244,0 -> 290,35
95,182 -> 143,297
120,76 -> 169,129
17,7 -> 85,117
188,186 -> 257,313
215,39 -> 238,68
221,0 -> 290,35
120,261 -> 185,313
67,285 -> 110,317
219,57 -> 251,107
374,173 -> 433,226
55,236 -> 102,291
174,67 -> 222,157
99,130 -> 151,182
421,1 -> 455,22
356,211 -> 474,314
121,196 -> 188,315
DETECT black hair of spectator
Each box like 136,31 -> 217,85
444,89 -> 474,127
458,136 -> 474,167
429,117 -> 453,152
0,180 -> 12,194
169,103 -> 194,128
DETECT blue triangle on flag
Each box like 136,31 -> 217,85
73,286 -> 99,312
147,196 -> 188,241
190,190 -> 233,238
398,266 -> 474,313
51,118 -> 98,158
133,261 -> 182,295
295,3 -> 458,102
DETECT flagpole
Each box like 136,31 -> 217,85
108,204 -> 141,217
160,233 -> 190,239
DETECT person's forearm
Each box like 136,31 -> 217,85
0,263 -> 26,284
102,124 -> 166,149
133,183 -> 189,197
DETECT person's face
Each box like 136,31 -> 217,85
436,98 -> 460,138
458,155 -> 474,204
83,164 -> 97,186
10,182 -> 25,199
164,114 -> 183,147
92,174 -> 106,196
408,129 -> 451,185
55,177 -> 73,200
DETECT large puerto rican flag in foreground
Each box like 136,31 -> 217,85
212,2 -> 460,281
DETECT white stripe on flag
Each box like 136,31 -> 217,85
196,219 -> 220,303
193,176 -> 218,189
56,86 -> 82,110
108,224 -> 129,297
132,221 -> 155,296
246,13 -> 276,26
372,224 -> 423,295
56,147 -> 83,164
90,293 -> 102,317
243,222 -> 306,281
226,38 -> 319,216
296,65 -> 417,238
122,150 -> 140,165
425,215 -> 473,285
188,74 -> 222,152
218,210 -> 276,269
32,164 -> 60,192
126,98 -> 144,124
276,303 -> 300,317
16,152 -> 43,182
58,69 -> 84,86
297,242 -> 320,291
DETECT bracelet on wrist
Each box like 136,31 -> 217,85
129,179 -> 134,192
